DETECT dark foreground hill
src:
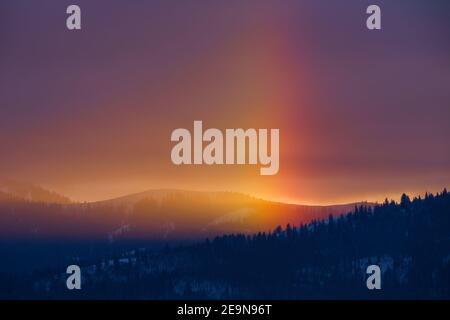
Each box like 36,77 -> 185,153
4,189 -> 449,299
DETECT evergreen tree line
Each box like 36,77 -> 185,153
2,190 -> 449,299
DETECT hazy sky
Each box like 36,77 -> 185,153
1,0 -> 449,204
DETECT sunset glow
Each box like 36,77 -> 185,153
0,1 -> 449,205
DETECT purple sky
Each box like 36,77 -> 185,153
0,0 -> 449,203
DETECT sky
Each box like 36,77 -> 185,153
0,0 -> 449,204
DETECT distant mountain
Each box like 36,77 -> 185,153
0,187 -> 372,240
0,180 -> 71,204
93,189 -> 373,239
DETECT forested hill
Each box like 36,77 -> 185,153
22,189 -> 450,299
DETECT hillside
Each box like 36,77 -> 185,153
0,187 -> 371,240
0,180 -> 71,204
4,189 -> 449,299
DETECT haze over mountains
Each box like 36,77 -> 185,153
0,181 -> 372,240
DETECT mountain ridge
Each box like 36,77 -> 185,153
0,183 -> 375,240
0,179 -> 71,204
